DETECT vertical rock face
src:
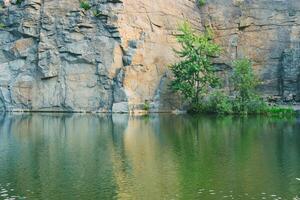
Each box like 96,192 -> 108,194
200,0 -> 300,102
0,0 -> 300,112
0,0 -> 200,112
116,0 -> 200,111
0,0 -> 124,112
280,45 -> 300,102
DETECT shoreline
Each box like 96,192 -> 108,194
1,104 -> 300,115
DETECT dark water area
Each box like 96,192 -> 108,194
0,113 -> 300,200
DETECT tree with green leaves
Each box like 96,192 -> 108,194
170,22 -> 221,105
231,58 -> 265,113
232,59 -> 258,101
170,22 -> 295,116
231,58 -> 295,115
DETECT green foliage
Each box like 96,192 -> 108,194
92,10 -> 102,17
230,58 -> 267,114
171,23 -> 295,116
80,0 -> 91,10
170,22 -> 220,105
0,23 -> 5,29
232,59 -> 258,104
232,96 -> 267,114
16,0 -> 24,5
190,91 -> 233,114
143,101 -> 150,111
198,0 -> 206,7
265,106 -> 296,116
210,91 -> 233,114
186,57 -> 295,115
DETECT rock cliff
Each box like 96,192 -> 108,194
0,0 -> 299,112
202,0 -> 300,103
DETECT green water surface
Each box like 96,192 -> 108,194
0,114 -> 299,200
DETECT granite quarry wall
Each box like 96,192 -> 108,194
0,0 -> 299,112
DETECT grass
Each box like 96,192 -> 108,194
189,101 -> 297,117
265,106 -> 296,116
80,1 -> 91,10
92,10 -> 102,17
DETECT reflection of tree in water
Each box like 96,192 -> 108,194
155,115 -> 300,199
0,114 -> 299,199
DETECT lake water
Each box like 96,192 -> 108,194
0,113 -> 299,200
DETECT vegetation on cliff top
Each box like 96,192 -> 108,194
170,22 -> 295,116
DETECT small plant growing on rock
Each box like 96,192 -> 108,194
80,0 -> 91,10
198,0 -> 206,7
92,10 -> 102,17
0,23 -> 5,29
16,0 -> 24,5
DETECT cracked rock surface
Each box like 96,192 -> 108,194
201,0 -> 300,102
0,0 -> 299,112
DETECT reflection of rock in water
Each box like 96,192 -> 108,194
0,114 -> 300,199
111,115 -> 180,200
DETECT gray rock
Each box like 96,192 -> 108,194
38,49 -> 60,78
112,102 -> 129,113
280,46 -> 300,102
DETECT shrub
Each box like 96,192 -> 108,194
188,91 -> 233,114
230,58 -> 295,115
232,59 -> 258,102
171,22 -> 296,116
170,22 -> 220,105
231,96 -> 267,114
210,91 -> 233,114
80,0 -> 91,10
143,101 -> 150,111
231,58 -> 264,114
